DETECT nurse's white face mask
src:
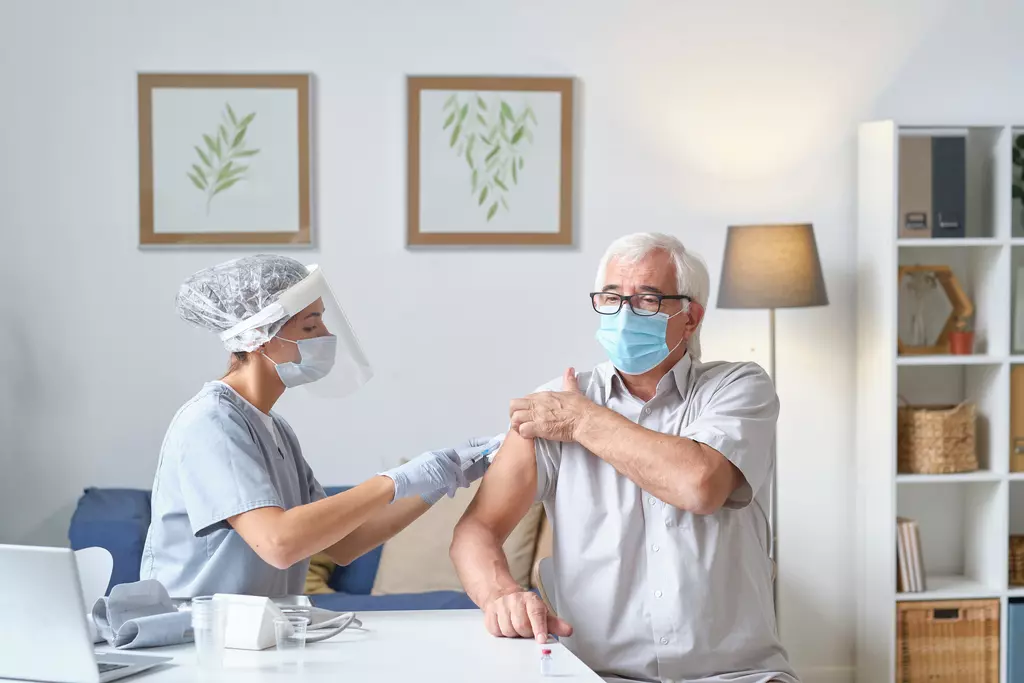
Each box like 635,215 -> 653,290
263,334 -> 338,388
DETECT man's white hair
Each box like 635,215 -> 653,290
595,232 -> 710,360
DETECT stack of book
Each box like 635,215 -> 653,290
897,517 -> 926,593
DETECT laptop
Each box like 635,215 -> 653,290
0,545 -> 172,683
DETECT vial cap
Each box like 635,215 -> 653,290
541,649 -> 552,655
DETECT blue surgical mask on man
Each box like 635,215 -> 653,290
265,335 -> 338,387
595,308 -> 685,375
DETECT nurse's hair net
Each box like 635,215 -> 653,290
176,255 -> 310,352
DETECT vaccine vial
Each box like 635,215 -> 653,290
540,648 -> 553,676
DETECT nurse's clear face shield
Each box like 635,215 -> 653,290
218,265 -> 373,398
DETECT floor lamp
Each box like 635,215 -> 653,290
716,223 -> 829,611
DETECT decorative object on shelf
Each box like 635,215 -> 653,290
896,517 -> 926,593
1012,134 -> 1024,234
897,265 -> 974,355
716,222 -> 829,611
406,76 -> 574,246
896,599 -> 999,683
897,398 -> 977,474
1012,367 -> 1024,473
948,314 -> 975,355
138,73 -> 312,246
1010,536 -> 1024,587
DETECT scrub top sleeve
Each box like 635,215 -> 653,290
177,402 -> 284,537
305,462 -> 327,503
678,362 -> 779,509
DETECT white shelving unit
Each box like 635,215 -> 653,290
856,121 -> 1024,683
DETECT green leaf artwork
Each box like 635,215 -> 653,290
441,92 -> 537,221
188,103 -> 260,215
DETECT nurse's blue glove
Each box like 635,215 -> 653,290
459,434 -> 505,486
380,450 -> 465,504
381,435 -> 505,505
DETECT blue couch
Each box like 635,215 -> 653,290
68,487 -> 476,612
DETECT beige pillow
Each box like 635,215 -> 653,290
304,552 -> 337,595
371,480 -> 544,595
530,513 -> 553,590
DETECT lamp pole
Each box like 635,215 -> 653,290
768,308 -> 778,616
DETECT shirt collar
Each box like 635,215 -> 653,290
603,352 -> 693,402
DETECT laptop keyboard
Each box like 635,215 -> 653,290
97,663 -> 129,674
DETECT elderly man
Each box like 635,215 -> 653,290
450,232 -> 797,683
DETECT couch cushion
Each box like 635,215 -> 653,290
305,552 -> 337,594
531,512 -> 553,590
310,590 -> 476,612
321,486 -> 383,595
370,480 -> 544,596
68,488 -> 152,593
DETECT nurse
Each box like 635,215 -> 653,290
141,254 -> 499,598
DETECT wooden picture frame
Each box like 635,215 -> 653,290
897,264 -> 974,355
138,73 -> 312,246
407,76 -> 574,246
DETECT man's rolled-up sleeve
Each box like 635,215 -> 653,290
678,363 -> 779,508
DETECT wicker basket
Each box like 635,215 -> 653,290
897,599 -> 999,682
897,400 -> 977,474
1011,536 -> 1024,586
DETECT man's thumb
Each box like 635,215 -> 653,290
548,615 -> 573,637
563,367 -> 580,393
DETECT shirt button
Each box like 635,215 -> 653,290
652,544 -> 660,552
642,407 -> 651,416
660,637 -> 669,645
655,590 -> 663,598
649,497 -> 657,506
664,518 -> 672,527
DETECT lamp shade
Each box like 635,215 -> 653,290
717,223 -> 828,309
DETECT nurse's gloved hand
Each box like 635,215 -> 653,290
459,434 -> 505,486
380,449 -> 467,504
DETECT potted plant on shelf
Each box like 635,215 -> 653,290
949,314 -> 974,355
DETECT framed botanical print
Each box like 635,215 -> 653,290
407,76 -> 575,246
138,73 -> 312,246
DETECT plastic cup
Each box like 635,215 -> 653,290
191,596 -> 225,669
274,616 -> 308,668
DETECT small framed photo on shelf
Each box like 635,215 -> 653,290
138,73 -> 312,246
406,76 -> 575,246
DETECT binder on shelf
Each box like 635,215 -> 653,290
909,519 -> 926,592
897,517 -> 926,593
931,136 -> 966,239
898,136 -> 932,238
897,519 -> 910,592
1010,601 -> 1024,683
1012,366 -> 1024,472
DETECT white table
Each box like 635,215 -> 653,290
101,610 -> 603,682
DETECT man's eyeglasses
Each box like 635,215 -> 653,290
590,292 -> 692,317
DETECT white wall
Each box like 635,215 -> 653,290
4,0 -> 1024,680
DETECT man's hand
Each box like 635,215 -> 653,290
509,368 -> 595,442
485,590 -> 573,643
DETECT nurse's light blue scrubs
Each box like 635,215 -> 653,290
140,381 -> 325,598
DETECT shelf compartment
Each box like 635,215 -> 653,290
897,481 -> 1007,597
898,364 -> 1009,473
898,244 -> 1008,358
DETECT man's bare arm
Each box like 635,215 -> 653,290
451,429 -> 537,606
451,429 -> 572,642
